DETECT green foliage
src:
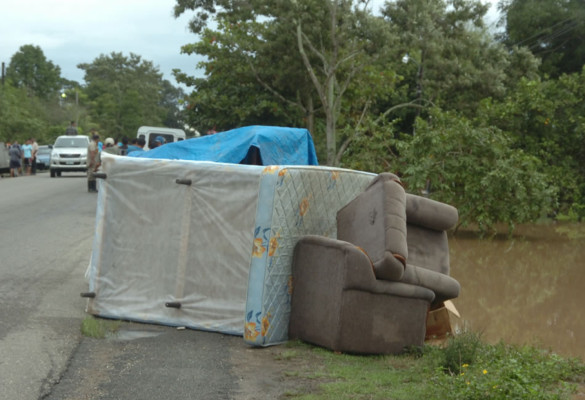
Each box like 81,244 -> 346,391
6,44 -> 62,99
499,0 -> 585,78
78,52 -> 169,138
177,17 -> 307,133
441,332 -> 482,374
477,69 -> 585,214
80,316 -> 121,339
283,337 -> 584,400
382,0 -> 520,118
339,117 -> 399,173
395,109 -> 558,233
0,85 -> 52,144
431,340 -> 585,400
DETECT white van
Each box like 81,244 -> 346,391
137,126 -> 186,150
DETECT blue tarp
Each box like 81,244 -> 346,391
130,125 -> 319,166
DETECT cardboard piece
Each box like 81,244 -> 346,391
425,300 -> 461,343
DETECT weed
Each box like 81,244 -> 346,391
441,331 -> 482,374
80,315 -> 121,338
283,337 -> 585,400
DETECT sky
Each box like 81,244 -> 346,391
0,0 -> 500,90
0,0 -> 200,88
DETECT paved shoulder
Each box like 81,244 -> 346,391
44,325 -> 239,400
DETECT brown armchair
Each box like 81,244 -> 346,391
338,173 -> 460,306
288,236 -> 435,354
289,173 -> 460,354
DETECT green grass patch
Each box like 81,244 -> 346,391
80,315 -> 121,338
283,333 -> 585,400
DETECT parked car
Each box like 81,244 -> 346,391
50,135 -> 90,177
35,145 -> 52,171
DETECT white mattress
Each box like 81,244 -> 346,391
85,154 -> 374,343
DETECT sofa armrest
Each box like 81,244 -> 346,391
292,236 -> 434,303
406,194 -> 458,231
293,236 -> 377,291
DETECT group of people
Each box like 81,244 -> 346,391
7,138 -> 39,177
86,131 -> 151,193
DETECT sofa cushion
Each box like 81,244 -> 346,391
337,173 -> 407,281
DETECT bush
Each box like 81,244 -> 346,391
395,108 -> 558,234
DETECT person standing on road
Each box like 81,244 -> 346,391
8,141 -> 22,177
126,138 -> 145,155
30,138 -> 39,175
103,137 -> 120,155
21,139 -> 33,175
87,132 -> 101,193
118,136 -> 129,155
65,121 -> 78,136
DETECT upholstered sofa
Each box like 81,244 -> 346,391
289,173 -> 460,354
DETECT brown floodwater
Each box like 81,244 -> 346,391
448,222 -> 585,360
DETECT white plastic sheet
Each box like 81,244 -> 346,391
86,153 -> 264,334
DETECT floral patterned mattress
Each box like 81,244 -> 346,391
85,154 -> 374,344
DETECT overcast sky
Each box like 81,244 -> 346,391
0,0 -> 500,90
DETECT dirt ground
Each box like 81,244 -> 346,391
230,340 -> 325,399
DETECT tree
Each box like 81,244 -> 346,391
395,108 -> 557,234
174,17 -> 309,134
6,45 -> 62,99
0,84 -> 51,143
475,69 -> 585,217
498,0 -> 585,78
382,0 -> 525,119
174,0 -> 399,165
78,52 -> 167,138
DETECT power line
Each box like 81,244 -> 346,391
510,16 -> 582,52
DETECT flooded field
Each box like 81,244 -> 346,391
449,222 -> 585,360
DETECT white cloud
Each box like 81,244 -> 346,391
0,0 -> 201,87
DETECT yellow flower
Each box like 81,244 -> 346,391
263,165 -> 280,174
483,369 -> 488,375
244,322 -> 259,341
252,238 -> 266,258
261,315 -> 270,336
299,197 -> 310,216
462,364 -> 469,368
268,236 -> 279,257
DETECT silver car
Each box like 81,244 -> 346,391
50,135 -> 90,177
35,145 -> 52,171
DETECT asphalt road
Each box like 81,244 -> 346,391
0,172 -> 296,400
0,172 -> 95,399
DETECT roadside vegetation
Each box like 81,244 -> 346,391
80,316 -> 121,339
279,334 -> 585,399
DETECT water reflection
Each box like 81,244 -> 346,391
449,222 -> 585,360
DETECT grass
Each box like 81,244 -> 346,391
278,333 -> 585,400
80,315 -> 122,338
